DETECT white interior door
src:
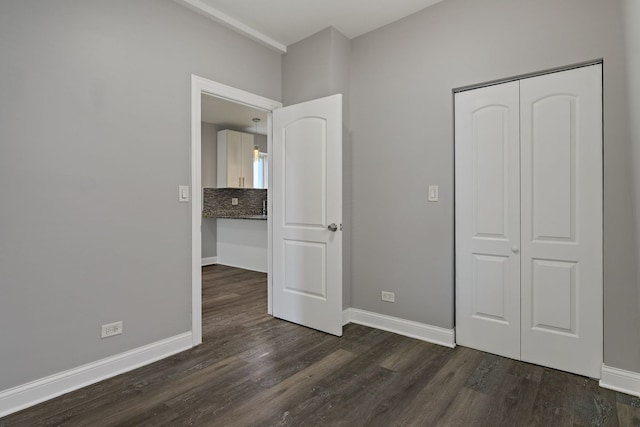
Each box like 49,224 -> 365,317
455,65 -> 603,378
520,64 -> 603,378
272,94 -> 343,336
455,81 -> 521,359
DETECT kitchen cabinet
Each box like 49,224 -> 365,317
217,129 -> 254,188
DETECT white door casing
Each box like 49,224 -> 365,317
455,64 -> 603,378
519,64 -> 603,378
272,94 -> 343,336
190,75 -> 282,346
455,81 -> 521,360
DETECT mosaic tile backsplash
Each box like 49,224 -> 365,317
203,188 -> 267,218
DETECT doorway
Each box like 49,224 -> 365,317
200,94 -> 269,272
190,75 -> 282,345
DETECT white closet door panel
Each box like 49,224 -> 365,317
455,81 -> 521,359
520,65 -> 602,378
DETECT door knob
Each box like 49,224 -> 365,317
511,246 -> 520,254
328,223 -> 338,232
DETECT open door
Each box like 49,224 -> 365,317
272,94 -> 343,336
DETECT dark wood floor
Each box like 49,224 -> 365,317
3,264 -> 640,426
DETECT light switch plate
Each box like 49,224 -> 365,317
178,185 -> 189,202
232,198 -> 239,205
428,185 -> 439,202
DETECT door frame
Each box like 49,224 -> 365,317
190,75 -> 282,345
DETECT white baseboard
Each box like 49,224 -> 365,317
600,364 -> 640,397
216,261 -> 267,273
202,256 -> 218,266
342,308 -> 351,326
0,332 -> 193,418
343,308 -> 456,348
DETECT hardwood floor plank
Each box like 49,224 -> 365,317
151,373 -> 266,425
57,356 -> 248,427
507,360 -> 544,383
528,368 -> 577,426
616,401 -> 640,426
206,348 -> 358,426
291,333 -> 416,425
294,366 -> 398,427
434,387 -> 493,426
359,344 -> 451,425
479,364 -> 539,427
393,346 -> 485,425
379,338 -> 433,372
465,352 -> 515,395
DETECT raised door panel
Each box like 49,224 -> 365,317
283,240 -> 326,299
472,254 -> 509,323
530,95 -> 576,242
473,106 -> 510,240
455,81 -> 521,360
531,259 -> 576,335
283,118 -> 326,227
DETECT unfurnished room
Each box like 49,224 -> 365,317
1,0 -> 640,425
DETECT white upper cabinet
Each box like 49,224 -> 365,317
217,129 -> 254,188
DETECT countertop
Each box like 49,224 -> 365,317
204,214 -> 267,220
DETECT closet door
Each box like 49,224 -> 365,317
455,82 -> 521,359
520,65 -> 602,378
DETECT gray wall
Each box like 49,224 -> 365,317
201,122 -> 218,258
282,26 -> 352,309
349,0 -> 640,371
282,27 -> 333,106
282,26 -> 351,123
0,0 -> 280,390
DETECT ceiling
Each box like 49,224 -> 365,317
194,1 -> 445,127
201,94 -> 268,134
177,0 -> 443,52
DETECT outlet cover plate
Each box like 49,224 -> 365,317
101,321 -> 123,338
381,291 -> 395,302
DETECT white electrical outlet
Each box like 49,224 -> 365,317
381,291 -> 395,302
101,321 -> 123,338
231,198 -> 239,205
